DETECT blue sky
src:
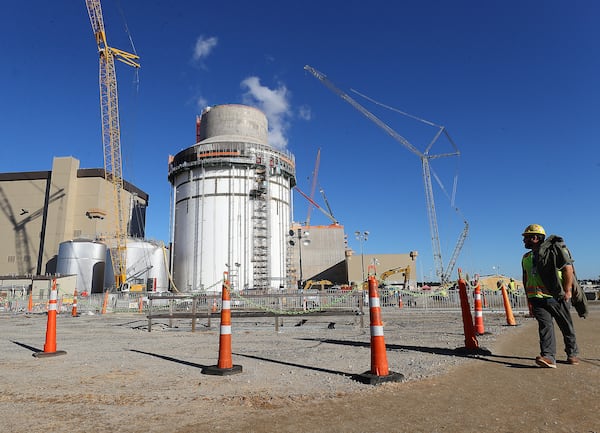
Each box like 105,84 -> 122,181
2,1 -> 598,280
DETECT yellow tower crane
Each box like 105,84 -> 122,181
85,0 -> 140,288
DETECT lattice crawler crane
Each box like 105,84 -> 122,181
85,0 -> 140,288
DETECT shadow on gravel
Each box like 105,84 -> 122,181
113,320 -> 148,328
474,352 -> 539,368
11,340 -> 41,353
232,352 -> 353,378
130,349 -> 207,369
299,338 -> 536,369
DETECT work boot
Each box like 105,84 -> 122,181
535,356 -> 556,368
567,356 -> 579,365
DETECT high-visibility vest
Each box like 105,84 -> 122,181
522,252 -> 557,299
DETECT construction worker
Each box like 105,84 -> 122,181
521,224 -> 579,368
507,277 -> 518,307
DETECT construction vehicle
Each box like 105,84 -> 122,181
85,0 -> 140,288
304,65 -> 468,284
380,266 -> 411,288
303,279 -> 333,291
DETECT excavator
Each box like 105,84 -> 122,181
360,266 -> 411,290
303,280 -> 333,291
379,266 -> 410,305
360,265 -> 411,306
380,266 -> 411,288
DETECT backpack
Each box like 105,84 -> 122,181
537,235 -> 588,318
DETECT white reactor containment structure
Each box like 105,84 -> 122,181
168,104 -> 296,292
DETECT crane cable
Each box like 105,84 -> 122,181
113,0 -> 142,239
350,88 -> 442,128
352,88 -> 464,217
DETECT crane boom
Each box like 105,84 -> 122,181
306,148 -> 321,225
304,65 -> 422,157
443,221 -> 469,282
319,187 -> 336,222
305,65 -> 465,284
294,186 -> 338,225
86,0 -> 140,288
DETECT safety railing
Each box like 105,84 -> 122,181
0,287 -> 531,315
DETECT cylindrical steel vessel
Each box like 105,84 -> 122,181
168,105 -> 296,292
105,239 -> 169,292
56,239 -> 106,294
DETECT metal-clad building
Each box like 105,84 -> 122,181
287,224 -> 348,288
0,156 -> 148,283
168,104 -> 296,292
346,253 -> 417,288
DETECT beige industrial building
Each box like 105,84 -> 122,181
287,224 -> 348,289
346,252 -> 417,288
1,153 -> 417,293
288,223 -> 417,289
0,156 -> 148,278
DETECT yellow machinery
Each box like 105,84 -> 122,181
303,280 -> 333,290
85,0 -> 140,288
380,266 -> 411,287
360,266 -> 411,291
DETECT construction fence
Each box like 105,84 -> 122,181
0,286 -> 532,316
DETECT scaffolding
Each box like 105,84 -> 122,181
250,160 -> 270,289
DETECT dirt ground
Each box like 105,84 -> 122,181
1,304 -> 598,433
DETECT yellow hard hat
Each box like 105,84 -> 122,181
522,224 -> 546,236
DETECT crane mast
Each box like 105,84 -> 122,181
304,65 -> 466,284
86,0 -> 139,288
421,156 -> 444,281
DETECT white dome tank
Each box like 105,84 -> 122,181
56,239 -> 106,294
105,239 -> 170,292
168,104 -> 296,292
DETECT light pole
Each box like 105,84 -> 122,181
492,265 -> 500,278
289,227 -> 310,290
355,231 -> 369,283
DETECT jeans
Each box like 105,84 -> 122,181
530,297 -> 578,362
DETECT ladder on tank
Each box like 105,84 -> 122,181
285,236 -> 297,290
250,164 -> 270,289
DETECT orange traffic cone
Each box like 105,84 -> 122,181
27,289 -> 33,313
33,279 -> 67,358
456,270 -> 491,355
354,276 -> 403,385
202,272 -> 242,376
398,295 -> 403,309
211,298 -> 218,313
473,282 -> 485,335
500,285 -> 517,326
101,290 -> 109,314
71,290 -> 78,317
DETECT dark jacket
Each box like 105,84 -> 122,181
536,235 -> 588,318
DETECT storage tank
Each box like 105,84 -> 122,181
105,239 -> 169,292
56,239 -> 106,294
168,104 -> 296,292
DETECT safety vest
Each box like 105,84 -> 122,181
522,252 -> 556,299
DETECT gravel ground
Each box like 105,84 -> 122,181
1,306 -> 597,433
